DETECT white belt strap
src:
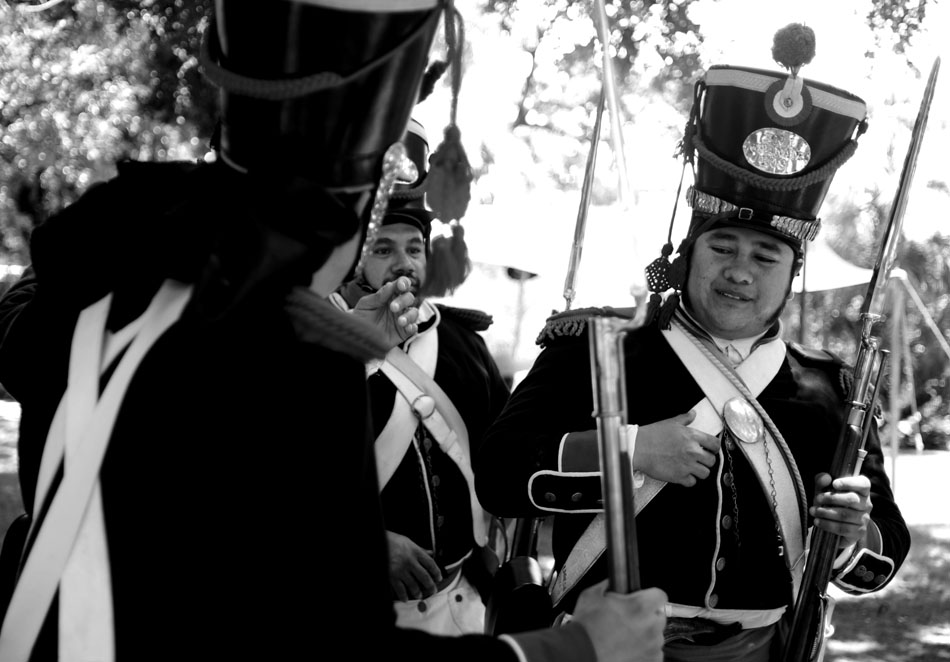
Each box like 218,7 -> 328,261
374,319 -> 439,489
0,280 -> 193,662
379,346 -> 488,546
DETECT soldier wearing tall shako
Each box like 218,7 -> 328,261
330,116 -> 511,636
476,24 -> 910,662
0,1 -> 667,661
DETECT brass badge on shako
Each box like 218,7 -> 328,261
742,128 -> 811,175
723,398 -> 764,444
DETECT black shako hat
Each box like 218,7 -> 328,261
686,62 -> 868,249
203,0 -> 445,192
645,23 -> 869,328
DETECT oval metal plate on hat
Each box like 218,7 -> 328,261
722,398 -> 764,444
742,128 -> 811,175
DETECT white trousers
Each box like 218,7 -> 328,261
393,571 -> 485,636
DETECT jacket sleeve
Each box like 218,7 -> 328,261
475,334 -> 604,518
0,266 -> 42,401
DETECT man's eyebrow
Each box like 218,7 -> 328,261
752,238 -> 784,253
707,229 -> 783,253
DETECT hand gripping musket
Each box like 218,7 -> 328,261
585,0 -> 649,593
781,56 -> 941,662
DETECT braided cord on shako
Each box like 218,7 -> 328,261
199,7 -> 428,272
688,113 -> 861,194
199,10 -> 440,101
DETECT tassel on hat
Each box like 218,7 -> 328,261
422,222 -> 471,298
644,238 -> 688,329
427,123 -> 473,223
426,3 -> 472,224
422,0 -> 473,296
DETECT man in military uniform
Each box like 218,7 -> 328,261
475,24 -> 910,662
0,1 -> 666,661
331,119 -> 511,636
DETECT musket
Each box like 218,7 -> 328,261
487,11 -> 613,636
586,0 -> 647,594
781,56 -> 940,662
563,86 -> 606,312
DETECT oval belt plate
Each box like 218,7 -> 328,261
742,128 -> 811,175
723,398 -> 764,444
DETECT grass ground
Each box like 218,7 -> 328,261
826,524 -> 950,661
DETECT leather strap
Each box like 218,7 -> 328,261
0,280 -> 193,662
549,465 -> 664,607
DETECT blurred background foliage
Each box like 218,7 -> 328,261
0,0 -> 947,446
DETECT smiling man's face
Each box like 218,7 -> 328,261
685,226 -> 795,340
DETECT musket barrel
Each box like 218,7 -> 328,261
589,315 -> 641,592
563,88 -> 606,311
863,57 -> 941,319
782,57 -> 941,662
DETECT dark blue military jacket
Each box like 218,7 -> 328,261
0,161 -> 596,662
476,310 -> 910,618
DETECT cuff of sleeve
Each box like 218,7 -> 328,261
506,622 -> 596,662
832,543 -> 857,570
833,546 -> 896,594
559,431 -> 598,472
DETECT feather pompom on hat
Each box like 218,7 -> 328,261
644,21 -> 869,329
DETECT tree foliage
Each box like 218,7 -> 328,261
0,0 -> 946,440
0,0 -> 216,268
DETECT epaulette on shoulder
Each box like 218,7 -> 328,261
536,306 -> 636,348
789,342 -> 863,403
788,341 -> 841,365
435,304 -> 493,331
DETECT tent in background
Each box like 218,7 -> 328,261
793,236 -> 873,293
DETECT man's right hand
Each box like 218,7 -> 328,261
633,410 -> 720,487
350,276 -> 419,348
386,531 -> 443,601
572,581 -> 667,662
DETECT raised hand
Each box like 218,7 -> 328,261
350,276 -> 420,348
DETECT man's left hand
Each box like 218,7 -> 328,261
810,472 -> 873,548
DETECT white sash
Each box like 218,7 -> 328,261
0,280 -> 193,662
374,304 -> 440,488
664,319 -> 806,599
362,301 -> 485,545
